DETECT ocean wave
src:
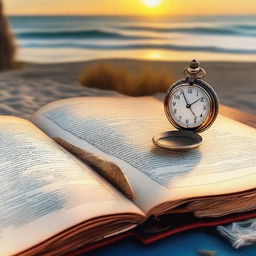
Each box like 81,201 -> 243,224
15,26 -> 256,41
234,24 -> 256,30
16,29 -> 153,40
119,25 -> 256,36
20,42 -> 256,54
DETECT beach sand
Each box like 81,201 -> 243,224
0,59 -> 255,119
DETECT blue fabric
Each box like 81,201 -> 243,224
84,229 -> 256,256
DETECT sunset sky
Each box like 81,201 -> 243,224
4,0 -> 256,16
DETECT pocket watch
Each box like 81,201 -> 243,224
153,59 -> 219,151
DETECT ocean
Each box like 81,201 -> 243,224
8,15 -> 256,63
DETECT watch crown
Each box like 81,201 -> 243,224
189,59 -> 200,69
184,59 -> 206,81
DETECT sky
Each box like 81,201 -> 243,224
4,0 -> 256,16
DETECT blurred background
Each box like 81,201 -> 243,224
0,0 -> 255,118
4,0 -> 256,63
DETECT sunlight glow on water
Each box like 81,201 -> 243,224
17,48 -> 256,63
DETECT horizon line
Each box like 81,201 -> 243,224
6,13 -> 256,17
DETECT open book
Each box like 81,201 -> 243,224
0,96 -> 255,256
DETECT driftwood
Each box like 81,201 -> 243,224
0,1 -> 16,70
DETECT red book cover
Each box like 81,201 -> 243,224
70,210 -> 256,256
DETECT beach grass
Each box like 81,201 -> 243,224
79,63 -> 174,96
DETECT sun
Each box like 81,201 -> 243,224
142,0 -> 162,7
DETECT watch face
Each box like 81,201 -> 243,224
168,85 -> 210,129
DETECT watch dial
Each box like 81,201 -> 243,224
169,85 -> 210,129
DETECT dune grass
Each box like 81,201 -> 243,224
79,63 -> 174,96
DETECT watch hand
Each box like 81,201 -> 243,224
182,91 -> 190,108
190,97 -> 203,106
190,107 -> 196,117
182,91 -> 195,117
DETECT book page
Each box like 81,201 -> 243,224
0,117 -> 143,256
32,97 -> 256,214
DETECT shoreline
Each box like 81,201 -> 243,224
23,58 -> 256,65
0,59 -> 255,119
16,48 -> 256,64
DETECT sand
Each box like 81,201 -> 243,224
0,59 -> 255,119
